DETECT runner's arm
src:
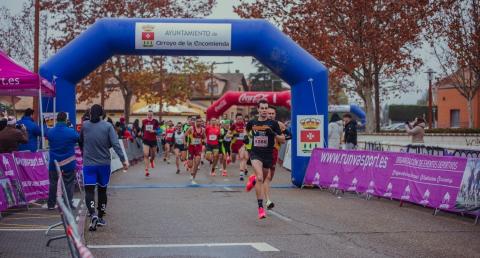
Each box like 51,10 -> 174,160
273,122 -> 286,144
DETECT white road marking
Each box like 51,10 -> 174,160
0,228 -> 64,232
223,187 -> 234,191
268,210 -> 292,222
88,242 -> 279,252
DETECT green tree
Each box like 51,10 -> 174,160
248,60 -> 285,92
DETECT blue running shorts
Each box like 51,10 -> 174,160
83,165 -> 112,187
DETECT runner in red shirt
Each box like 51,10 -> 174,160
186,117 -> 205,185
142,110 -> 160,177
205,118 -> 222,176
230,113 -> 249,180
163,120 -> 175,164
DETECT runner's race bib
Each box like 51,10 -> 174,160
209,135 -> 217,141
224,136 -> 232,142
237,133 -> 245,140
166,133 -> 173,138
192,138 -> 201,145
175,139 -> 184,145
146,125 -> 153,131
254,136 -> 268,147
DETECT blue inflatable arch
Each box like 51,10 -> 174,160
40,19 -> 328,187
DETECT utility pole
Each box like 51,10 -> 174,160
33,0 -> 40,121
426,68 -> 435,129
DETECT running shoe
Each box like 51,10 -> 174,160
191,179 -> 198,185
150,160 -> 155,168
145,169 -> 150,177
226,155 -> 231,165
240,171 -> 245,181
89,215 -> 99,231
258,207 -> 267,219
176,169 -> 180,174
210,169 -> 216,176
245,169 -> 249,175
222,170 -> 227,177
266,200 -> 275,210
245,175 -> 256,192
163,158 -> 167,162
97,217 -> 107,227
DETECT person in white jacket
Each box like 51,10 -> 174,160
328,113 -> 343,149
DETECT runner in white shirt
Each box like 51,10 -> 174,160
173,123 -> 187,174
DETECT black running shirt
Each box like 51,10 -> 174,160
246,119 -> 281,155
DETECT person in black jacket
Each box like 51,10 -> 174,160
342,113 -> 357,150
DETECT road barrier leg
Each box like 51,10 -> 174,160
45,221 -> 63,236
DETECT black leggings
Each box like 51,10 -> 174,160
85,185 -> 108,218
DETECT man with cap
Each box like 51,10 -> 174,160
0,116 -> 28,153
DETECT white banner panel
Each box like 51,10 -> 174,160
135,22 -> 231,51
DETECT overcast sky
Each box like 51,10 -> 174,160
1,0 -> 441,105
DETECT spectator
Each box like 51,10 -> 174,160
343,113 -> 357,150
82,108 -> 90,122
17,108 -> 41,152
46,112 -> 79,210
79,104 -> 127,231
0,117 -> 28,153
132,119 -> 142,138
406,117 -> 425,143
328,113 -> 343,149
0,117 -> 6,132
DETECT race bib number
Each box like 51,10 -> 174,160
192,138 -> 201,145
166,133 -> 173,138
176,139 -> 184,145
237,133 -> 245,140
209,135 -> 217,141
254,136 -> 268,147
224,136 -> 232,142
146,125 -> 153,131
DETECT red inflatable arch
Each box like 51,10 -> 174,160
206,91 -> 291,120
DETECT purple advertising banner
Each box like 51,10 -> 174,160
0,153 -> 26,208
304,148 -> 475,212
13,151 -> 49,202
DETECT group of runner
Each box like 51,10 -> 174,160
138,100 -> 288,219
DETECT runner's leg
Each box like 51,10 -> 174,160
174,148 -> 180,173
143,144 -> 150,172
250,159 -> 267,219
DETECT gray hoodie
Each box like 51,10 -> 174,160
79,120 -> 126,166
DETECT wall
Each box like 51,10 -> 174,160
437,88 -> 479,128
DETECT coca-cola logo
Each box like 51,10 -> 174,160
214,100 -> 228,112
238,93 -> 268,104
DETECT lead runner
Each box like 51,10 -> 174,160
245,100 -> 285,219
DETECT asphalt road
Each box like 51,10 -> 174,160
82,159 -> 480,258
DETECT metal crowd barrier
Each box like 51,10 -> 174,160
45,159 -> 94,258
405,145 -> 448,156
123,138 -> 144,165
359,141 -> 479,158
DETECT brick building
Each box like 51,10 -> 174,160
436,74 -> 480,128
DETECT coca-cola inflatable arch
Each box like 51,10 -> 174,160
40,18 -> 328,187
207,91 -> 367,125
206,91 -> 291,120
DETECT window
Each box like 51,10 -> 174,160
208,85 -> 218,94
450,109 -> 460,128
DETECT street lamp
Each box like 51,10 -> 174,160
210,61 -> 233,105
426,68 -> 436,129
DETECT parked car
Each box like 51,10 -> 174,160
382,123 -> 406,131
